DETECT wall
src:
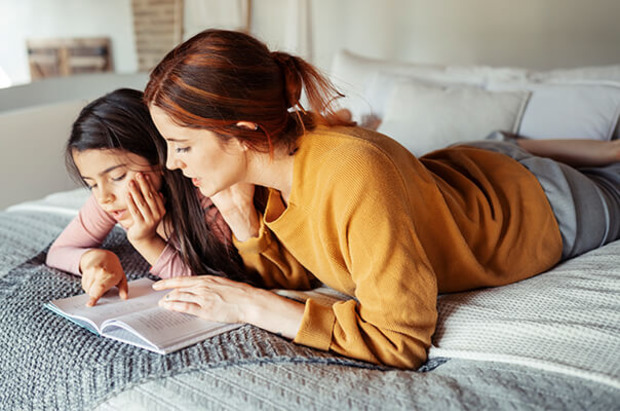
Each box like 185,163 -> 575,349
306,0 -> 620,72
2,0 -> 620,87
0,0 -> 137,86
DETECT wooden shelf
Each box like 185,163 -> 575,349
27,37 -> 113,80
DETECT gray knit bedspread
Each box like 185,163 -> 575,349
1,210 -> 618,410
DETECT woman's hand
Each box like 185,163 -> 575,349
153,276 -> 305,338
125,172 -> 166,244
79,249 -> 128,306
210,183 -> 260,241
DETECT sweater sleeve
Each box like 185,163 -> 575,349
234,218 -> 314,290
292,146 -> 438,369
46,194 -> 116,276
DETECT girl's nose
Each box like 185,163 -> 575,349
96,187 -> 114,204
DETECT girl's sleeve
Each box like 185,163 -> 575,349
46,194 -> 116,276
149,241 -> 193,278
234,219 -> 315,290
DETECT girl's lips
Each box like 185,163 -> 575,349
111,210 -> 127,220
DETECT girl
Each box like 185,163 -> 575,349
144,29 -> 620,369
46,88 -> 253,307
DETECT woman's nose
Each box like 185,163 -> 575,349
166,154 -> 183,171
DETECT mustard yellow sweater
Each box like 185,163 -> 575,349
235,125 -> 562,369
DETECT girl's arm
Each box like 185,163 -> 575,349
46,193 -> 126,306
124,173 -> 168,266
46,194 -> 116,275
505,132 -> 620,167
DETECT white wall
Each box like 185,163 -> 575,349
0,0 -> 137,87
306,0 -> 620,72
2,0 -> 619,88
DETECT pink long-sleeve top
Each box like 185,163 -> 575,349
46,191 -> 231,278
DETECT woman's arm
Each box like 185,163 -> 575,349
211,183 -> 315,290
153,275 -> 305,338
505,132 -> 620,167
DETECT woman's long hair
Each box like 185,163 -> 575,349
144,29 -> 352,156
67,88 -> 256,284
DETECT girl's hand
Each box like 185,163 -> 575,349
210,183 -> 260,241
153,276 -> 305,338
79,249 -> 128,306
125,173 -> 166,244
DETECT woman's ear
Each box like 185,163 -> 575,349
236,121 -> 259,131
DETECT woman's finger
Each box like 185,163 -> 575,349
153,275 -> 219,290
159,300 -> 203,316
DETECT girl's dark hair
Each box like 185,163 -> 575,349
144,29 -> 352,155
67,88 -> 258,284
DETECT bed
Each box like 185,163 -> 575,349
1,52 -> 619,409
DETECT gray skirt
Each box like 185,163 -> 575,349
460,133 -> 620,261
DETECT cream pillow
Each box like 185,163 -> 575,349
516,83 -> 620,141
376,79 -> 530,156
329,49 -> 529,122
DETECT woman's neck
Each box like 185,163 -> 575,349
247,145 -> 296,204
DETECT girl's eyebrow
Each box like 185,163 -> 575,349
166,137 -> 188,142
81,164 -> 126,180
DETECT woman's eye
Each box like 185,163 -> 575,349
175,147 -> 190,153
112,173 -> 127,182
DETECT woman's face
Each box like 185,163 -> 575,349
150,106 -> 248,198
73,149 -> 162,228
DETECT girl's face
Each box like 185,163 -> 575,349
150,106 -> 248,198
73,149 -> 163,228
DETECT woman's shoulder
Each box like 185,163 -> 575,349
306,125 -> 410,162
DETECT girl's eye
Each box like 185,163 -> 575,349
86,184 -> 96,190
175,147 -> 190,153
112,173 -> 127,182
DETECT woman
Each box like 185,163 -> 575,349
144,29 -> 620,368
46,88 -> 254,306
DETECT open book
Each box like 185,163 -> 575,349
45,277 -> 241,354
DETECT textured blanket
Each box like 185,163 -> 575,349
430,239 -> 620,389
0,223 -> 387,410
2,205 -> 619,410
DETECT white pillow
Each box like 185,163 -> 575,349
376,79 -> 530,157
329,49 -> 529,121
528,64 -> 620,83
515,83 -> 620,141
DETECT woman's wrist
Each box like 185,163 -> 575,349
242,288 -> 305,339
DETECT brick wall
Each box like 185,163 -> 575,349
131,0 -> 184,72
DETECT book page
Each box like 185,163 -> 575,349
46,278 -> 162,331
102,305 -> 241,353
